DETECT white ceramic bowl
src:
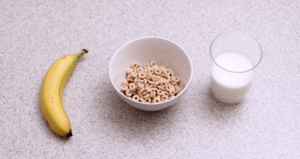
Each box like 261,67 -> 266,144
109,37 -> 193,111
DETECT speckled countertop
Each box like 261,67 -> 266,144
1,0 -> 300,158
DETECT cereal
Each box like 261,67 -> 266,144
152,97 -> 160,103
157,86 -> 165,91
125,89 -> 132,97
122,79 -> 128,86
147,68 -> 154,74
138,72 -> 146,79
157,90 -> 164,96
120,61 -> 181,103
142,91 -> 148,96
145,98 -> 151,103
150,61 -> 156,67
126,68 -> 132,75
130,62 -> 138,69
146,87 -> 152,92
137,83 -> 144,89
139,98 -> 145,103
161,95 -> 168,101
120,85 -> 128,91
173,77 -> 180,83
132,95 -> 139,101
143,94 -> 150,99
131,72 -> 137,78
144,63 -> 151,69
175,85 -> 180,94
153,81 -> 160,87
129,83 -> 137,91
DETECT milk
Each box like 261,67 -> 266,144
211,52 -> 254,103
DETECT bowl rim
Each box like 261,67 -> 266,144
109,36 -> 193,106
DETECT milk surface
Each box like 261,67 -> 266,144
211,52 -> 253,103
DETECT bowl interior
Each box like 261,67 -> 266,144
109,37 -> 192,109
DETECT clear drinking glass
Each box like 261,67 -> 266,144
210,32 -> 262,104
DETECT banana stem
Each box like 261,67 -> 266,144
77,49 -> 89,58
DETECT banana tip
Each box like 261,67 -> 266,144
67,130 -> 72,137
82,49 -> 89,53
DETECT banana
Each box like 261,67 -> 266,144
40,49 -> 88,137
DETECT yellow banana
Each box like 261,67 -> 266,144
40,49 -> 88,137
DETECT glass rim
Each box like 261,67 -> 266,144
210,31 -> 263,73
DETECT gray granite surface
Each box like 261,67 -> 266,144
1,0 -> 300,158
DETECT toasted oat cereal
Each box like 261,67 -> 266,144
120,61 -> 180,103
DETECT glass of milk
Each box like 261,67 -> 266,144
210,32 -> 262,104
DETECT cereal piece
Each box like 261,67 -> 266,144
148,81 -> 154,85
150,91 -> 156,98
142,91 -> 148,96
171,82 -> 177,85
172,76 -> 180,83
160,80 -> 167,87
152,97 -> 160,103
131,91 -> 138,95
157,90 -> 164,96
130,62 -> 138,69
131,69 -> 137,74
161,99 -> 168,102
170,70 -> 175,76
147,68 -> 154,74
163,91 -> 169,96
144,63 -> 151,69
132,95 -> 139,101
137,64 -> 142,68
145,98 -> 151,103
120,85 -> 128,91
161,95 -> 168,101
129,83 -> 137,91
126,68 -> 132,75
139,94 -> 143,98
145,73 -> 152,79
137,68 -> 143,73
137,79 -> 144,83
165,84 -> 171,91
157,86 -> 165,91
127,76 -> 134,82
146,87 -> 152,92
125,89 -> 132,97
152,65 -> 159,70
143,94 -> 150,99
144,79 -> 148,85
165,76 -> 171,82
152,88 -> 158,91
150,61 -> 156,67
153,81 -> 160,87
175,85 -> 180,94
152,75 -> 159,82
137,83 -> 144,89
138,72 -> 146,79
164,69 -> 171,76
122,79 -> 129,86
169,87 -> 175,96
138,87 -> 145,93
169,96 -> 175,100
139,98 -> 145,103
131,72 -> 137,78
154,68 -> 162,75
160,66 -> 166,72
